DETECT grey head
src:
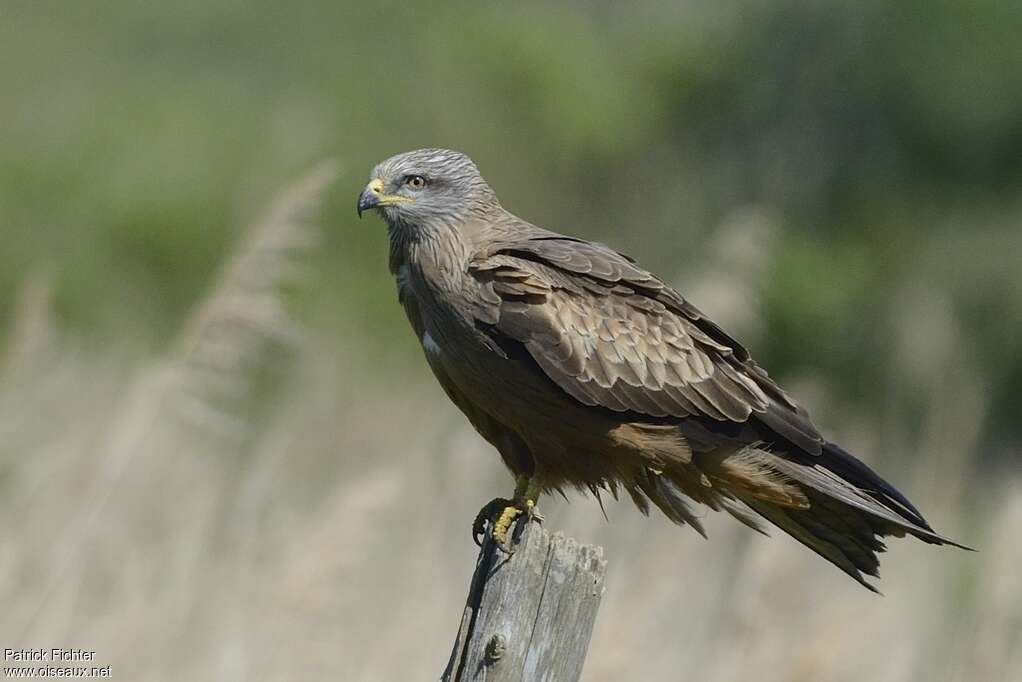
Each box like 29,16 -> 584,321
356,148 -> 499,229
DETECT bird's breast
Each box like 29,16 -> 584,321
421,331 -> 444,361
397,257 -> 530,405
396,263 -> 474,365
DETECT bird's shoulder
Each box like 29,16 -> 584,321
469,229 -> 748,360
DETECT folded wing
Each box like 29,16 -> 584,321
469,235 -> 823,453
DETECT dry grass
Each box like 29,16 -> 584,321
0,180 -> 1016,681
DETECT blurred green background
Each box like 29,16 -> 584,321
1,1 -> 1020,680
3,0 -> 1020,454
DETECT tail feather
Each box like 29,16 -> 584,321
717,495 -> 770,536
764,448 -> 968,548
673,440 -> 972,591
739,494 -> 884,592
816,441 -> 930,529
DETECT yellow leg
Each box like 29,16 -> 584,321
490,504 -> 524,546
472,475 -> 543,551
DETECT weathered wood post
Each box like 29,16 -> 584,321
440,520 -> 607,682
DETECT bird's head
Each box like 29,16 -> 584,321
357,148 -> 498,229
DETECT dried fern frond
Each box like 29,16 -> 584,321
173,160 -> 340,435
0,267 -> 58,382
11,162 -> 340,638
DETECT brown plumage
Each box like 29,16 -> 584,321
356,148 -> 966,591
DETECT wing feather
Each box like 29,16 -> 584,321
469,237 -> 812,439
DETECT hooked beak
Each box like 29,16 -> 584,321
357,178 -> 412,218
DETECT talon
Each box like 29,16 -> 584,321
470,495 -> 541,552
471,476 -> 543,550
473,497 -> 512,546
492,504 -> 524,550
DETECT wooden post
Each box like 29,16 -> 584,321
440,520 -> 608,682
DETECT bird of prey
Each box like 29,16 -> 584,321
357,148 -> 965,590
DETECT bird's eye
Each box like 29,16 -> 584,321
405,175 -> 427,189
